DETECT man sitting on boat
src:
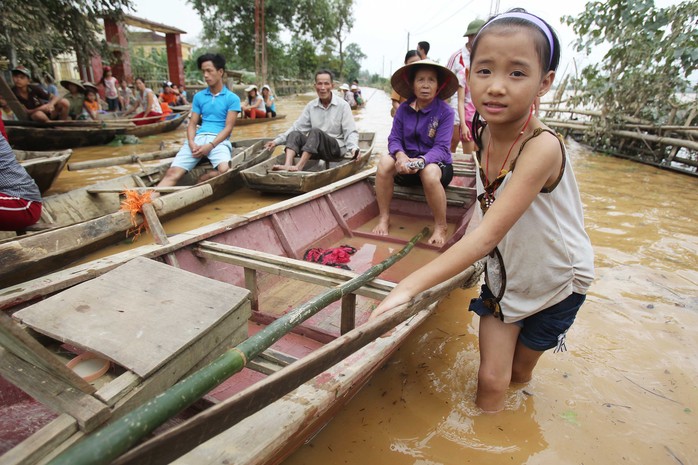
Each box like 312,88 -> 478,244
372,59 -> 458,246
264,69 -> 359,171
11,66 -> 70,122
156,53 -> 241,189
0,131 -> 42,231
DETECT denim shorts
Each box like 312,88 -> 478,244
171,133 -> 232,171
469,284 -> 586,352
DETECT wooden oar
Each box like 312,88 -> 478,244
68,149 -> 179,171
47,227 -> 429,465
86,185 -> 185,194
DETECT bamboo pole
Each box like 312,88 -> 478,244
47,227 -> 429,465
68,149 -> 178,171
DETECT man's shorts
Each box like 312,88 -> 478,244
171,133 -> 233,171
395,162 -> 453,188
469,284 -> 586,351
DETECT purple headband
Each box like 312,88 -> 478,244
478,12 -> 555,69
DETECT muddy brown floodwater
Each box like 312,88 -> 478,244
54,89 -> 697,465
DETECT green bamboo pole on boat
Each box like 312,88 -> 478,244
48,227 -> 429,465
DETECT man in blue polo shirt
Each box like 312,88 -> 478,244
157,53 -> 241,188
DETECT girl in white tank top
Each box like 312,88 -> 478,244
370,9 -> 594,413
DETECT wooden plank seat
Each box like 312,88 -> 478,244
2,257 -> 251,464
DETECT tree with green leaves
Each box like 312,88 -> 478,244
189,0 -> 361,81
0,0 -> 132,75
343,43 -> 366,82
329,0 -> 355,80
563,0 -> 697,142
190,0 -> 334,76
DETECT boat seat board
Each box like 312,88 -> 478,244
13,257 -> 251,378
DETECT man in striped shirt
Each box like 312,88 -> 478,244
0,126 -> 42,230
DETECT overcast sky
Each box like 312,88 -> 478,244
131,0 -> 681,81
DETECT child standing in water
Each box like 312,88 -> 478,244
370,9 -> 594,413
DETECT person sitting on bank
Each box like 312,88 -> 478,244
159,81 -> 178,108
171,84 -> 189,106
157,53 -> 240,188
261,84 -> 276,117
118,79 -> 135,111
372,59 -> 458,246
42,73 -> 58,97
0,131 -> 42,231
264,69 -> 359,172
11,66 -> 69,122
0,97 -> 16,121
242,85 -> 267,119
60,79 -> 86,120
81,89 -> 101,120
123,77 -> 163,125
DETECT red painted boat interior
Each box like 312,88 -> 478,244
0,173 -> 477,450
0,377 -> 58,454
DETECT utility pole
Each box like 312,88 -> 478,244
406,32 -> 410,52
489,0 -> 500,17
254,0 -> 267,83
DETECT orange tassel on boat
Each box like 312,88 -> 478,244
120,189 -> 153,241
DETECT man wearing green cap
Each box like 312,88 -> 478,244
445,18 -> 485,154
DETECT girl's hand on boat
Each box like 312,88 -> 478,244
369,291 -> 411,321
264,141 -> 277,151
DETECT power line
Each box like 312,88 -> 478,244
411,0 -> 476,35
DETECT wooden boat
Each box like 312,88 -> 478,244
5,124 -> 123,151
0,166 -> 480,465
0,139 -> 271,288
15,149 -> 72,193
235,114 -> 286,126
241,131 -> 375,194
121,111 -> 188,138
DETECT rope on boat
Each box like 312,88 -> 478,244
119,190 -> 153,240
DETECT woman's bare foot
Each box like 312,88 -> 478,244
428,224 -> 448,245
372,217 -> 390,235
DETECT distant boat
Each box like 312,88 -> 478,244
6,123 -> 123,150
15,148 -> 72,193
235,114 -> 287,126
122,111 -> 187,138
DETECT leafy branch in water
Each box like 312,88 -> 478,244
562,0 -> 697,150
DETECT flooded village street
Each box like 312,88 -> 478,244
54,89 -> 697,465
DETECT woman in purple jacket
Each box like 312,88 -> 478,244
372,60 -> 458,245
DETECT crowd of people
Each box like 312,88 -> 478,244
1,65 -> 191,126
1,9 -> 596,419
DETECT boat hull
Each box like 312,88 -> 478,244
241,132 -> 375,194
15,149 -> 72,193
0,167 -> 480,465
6,126 -> 122,150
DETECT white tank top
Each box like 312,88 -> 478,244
475,128 -> 595,323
